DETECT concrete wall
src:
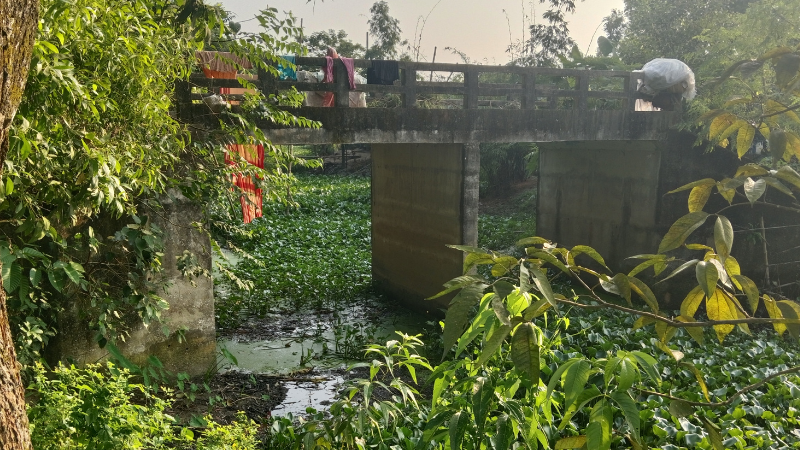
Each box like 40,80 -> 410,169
371,143 -> 479,312
537,141 -> 663,269
48,190 -> 216,376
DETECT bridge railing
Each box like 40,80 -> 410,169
181,56 -> 650,114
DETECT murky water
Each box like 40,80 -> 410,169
217,297 -> 434,416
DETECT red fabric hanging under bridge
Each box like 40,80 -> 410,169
225,144 -> 265,224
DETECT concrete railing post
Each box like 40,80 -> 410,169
334,59 -> 350,108
626,73 -> 640,111
258,66 -> 277,99
464,69 -> 479,109
402,66 -> 417,108
521,71 -> 536,110
577,73 -> 589,110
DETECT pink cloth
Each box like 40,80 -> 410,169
340,57 -> 356,89
322,56 -> 357,106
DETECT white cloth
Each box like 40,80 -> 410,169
635,58 -> 696,100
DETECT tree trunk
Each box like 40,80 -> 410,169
1,0 -> 39,448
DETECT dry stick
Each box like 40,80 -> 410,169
762,216 -> 770,287
638,364 -> 800,408
429,47 -> 437,82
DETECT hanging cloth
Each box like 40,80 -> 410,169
278,55 -> 297,80
322,57 -> 357,107
367,60 -> 399,85
225,144 -> 265,223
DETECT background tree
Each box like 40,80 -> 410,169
304,29 -> 365,58
596,9 -> 625,57
365,1 -> 407,60
0,0 -> 38,447
616,0 -> 757,67
510,0 -> 584,67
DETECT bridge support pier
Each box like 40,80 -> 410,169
371,143 -> 479,312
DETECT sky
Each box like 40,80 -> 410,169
218,0 -> 625,64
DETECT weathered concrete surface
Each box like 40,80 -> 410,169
537,140 -> 663,270
48,190 -> 216,376
537,131 -> 800,307
372,143 -> 479,312
188,107 -> 680,145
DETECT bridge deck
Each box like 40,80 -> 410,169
177,56 -> 680,145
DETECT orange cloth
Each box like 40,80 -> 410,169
225,144 -> 265,224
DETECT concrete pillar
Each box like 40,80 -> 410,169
48,189 -> 216,376
537,141 -> 663,272
371,143 -> 479,312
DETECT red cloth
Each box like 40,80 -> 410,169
225,144 -> 265,223
322,57 -> 357,107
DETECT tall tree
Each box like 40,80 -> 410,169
304,29 -> 365,58
510,0 -> 584,67
0,0 -> 38,446
365,1 -> 406,60
617,0 -> 757,67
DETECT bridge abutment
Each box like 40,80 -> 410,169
371,143 -> 479,312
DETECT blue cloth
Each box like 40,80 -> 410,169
278,55 -> 296,80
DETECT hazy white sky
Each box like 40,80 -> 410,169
218,0 -> 625,64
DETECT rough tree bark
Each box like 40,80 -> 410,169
1,0 -> 39,448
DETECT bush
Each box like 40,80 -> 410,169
28,362 -> 261,450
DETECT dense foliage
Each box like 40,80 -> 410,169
216,175 -> 372,328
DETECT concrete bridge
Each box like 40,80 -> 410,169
176,56 -> 684,313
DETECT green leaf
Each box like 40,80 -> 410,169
668,399 -> 694,418
695,261 -> 719,299
667,178 -> 716,194
713,216 -> 734,260
559,385 -> 603,430
441,283 -> 487,359
628,258 -> 660,278
47,268 -> 67,293
737,124 -> 756,158
732,275 -> 759,313
688,185 -> 713,212
628,276 -> 659,313
675,315 -> 705,345
491,255 -> 519,277
764,295 -> 787,335
562,360 -> 592,409
3,261 -> 22,294
777,300 -> 800,340
657,259 -> 699,284
570,245 -> 608,269
555,436 -> 587,449
491,296 -> 512,326
5,178 -> 13,196
29,268 -> 42,288
517,236 -> 549,247
743,177 -> 767,203
681,362 -> 710,402
680,285 -> 705,318
631,351 -> 661,387
706,290 -> 737,342
448,411 -> 471,450
547,359 -> 580,399
530,267 -> 558,309
699,416 -> 724,450
428,275 -> 484,300
527,250 -> 571,275
491,414 -> 513,450
763,176 -> 795,198
776,165 -> 800,190
610,392 -> 640,440
511,323 -> 540,382
493,281 -> 515,301
477,324 -> 512,366
658,212 -> 710,253
734,164 -> 769,178
523,298 -> 551,320
587,399 -> 612,450
472,377 -> 493,429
